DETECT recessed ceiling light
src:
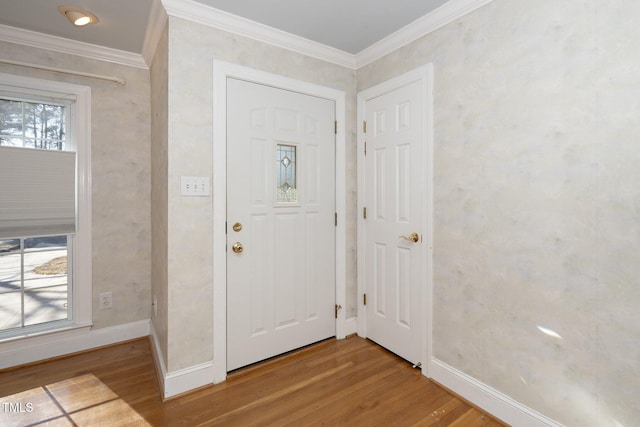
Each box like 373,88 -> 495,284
58,6 -> 99,27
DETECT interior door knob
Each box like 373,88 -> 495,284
399,232 -> 420,243
232,242 -> 244,253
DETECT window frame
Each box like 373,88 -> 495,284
0,72 -> 92,341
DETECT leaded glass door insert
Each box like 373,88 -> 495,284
276,144 -> 297,202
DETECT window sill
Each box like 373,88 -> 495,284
0,320 -> 149,370
0,322 -> 93,348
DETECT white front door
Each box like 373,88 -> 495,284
226,78 -> 336,371
364,78 -> 425,365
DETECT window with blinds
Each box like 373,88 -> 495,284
0,96 -> 75,335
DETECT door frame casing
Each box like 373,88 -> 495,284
212,60 -> 347,383
356,64 -> 434,377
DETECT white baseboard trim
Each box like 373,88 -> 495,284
148,321 -> 168,397
0,319 -> 150,369
343,316 -> 357,337
149,321 -> 215,399
430,358 -> 563,427
149,314 -> 356,400
163,361 -> 215,399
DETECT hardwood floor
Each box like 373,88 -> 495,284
0,336 -> 506,426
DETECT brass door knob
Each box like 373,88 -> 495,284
232,242 -> 244,253
399,232 -> 420,243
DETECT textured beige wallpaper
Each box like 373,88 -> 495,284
0,42 -> 152,330
164,16 -> 357,372
150,24 -> 170,368
358,0 -> 640,425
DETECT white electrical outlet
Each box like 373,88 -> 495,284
99,292 -> 113,309
181,176 -> 210,196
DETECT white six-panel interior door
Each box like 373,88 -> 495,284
358,65 -> 432,371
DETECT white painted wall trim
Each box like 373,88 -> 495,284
343,317 -> 357,337
142,0 -> 168,66
162,0 -> 355,69
355,0 -> 497,68
149,322 -> 215,399
431,359 -> 563,427
213,59 -> 347,383
0,320 -> 150,369
164,361 -> 216,399
161,0 -> 496,71
0,24 -> 147,70
0,0 -> 494,72
356,64 -> 434,376
149,321 -> 168,397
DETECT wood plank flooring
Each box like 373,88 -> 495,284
0,336 -> 506,426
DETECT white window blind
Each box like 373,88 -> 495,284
0,146 -> 76,238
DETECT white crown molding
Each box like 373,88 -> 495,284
142,0 -> 168,66
0,24 -> 148,70
355,0 -> 496,68
161,0 -> 357,69
0,0 -> 495,72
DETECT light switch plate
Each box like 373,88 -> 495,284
181,176 -> 210,196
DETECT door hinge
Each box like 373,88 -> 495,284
364,141 -> 367,156
363,121 -> 367,133
335,212 -> 338,227
334,121 -> 337,134
363,293 -> 367,305
335,304 -> 342,318
225,221 -> 227,234
363,207 -> 367,219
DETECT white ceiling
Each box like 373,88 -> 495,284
193,0 -> 450,54
0,0 -> 451,55
0,0 -> 154,53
